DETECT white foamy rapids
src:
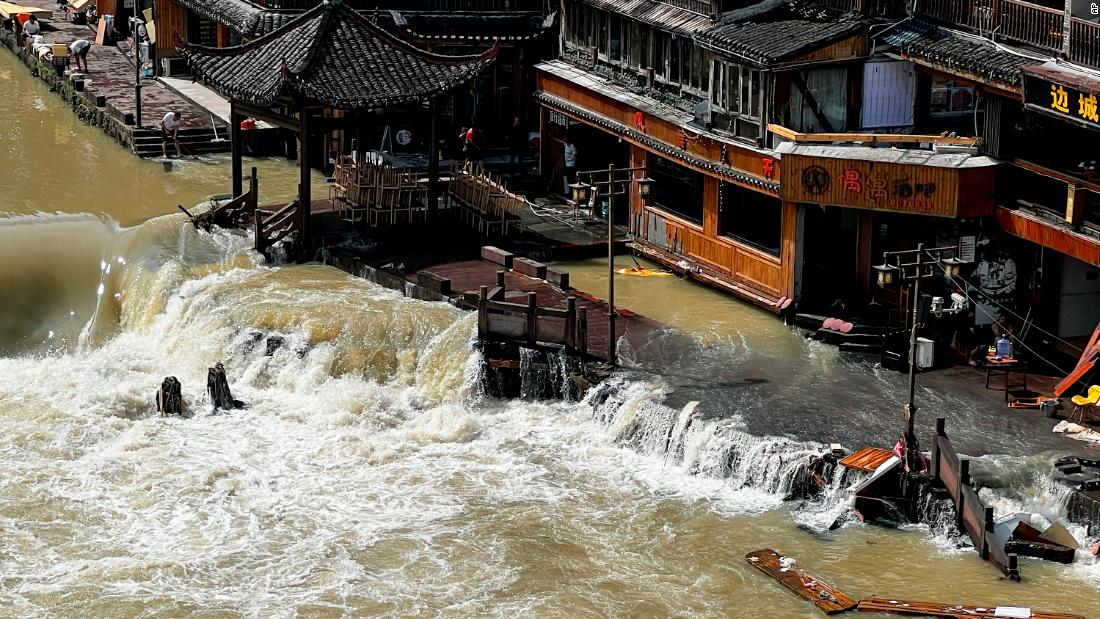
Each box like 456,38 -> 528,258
0,231 -> 538,615
584,377 -> 834,516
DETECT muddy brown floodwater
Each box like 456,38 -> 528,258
0,48 -> 1097,617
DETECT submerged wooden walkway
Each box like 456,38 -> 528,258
424,254 -> 660,363
857,597 -> 1084,619
745,549 -> 858,615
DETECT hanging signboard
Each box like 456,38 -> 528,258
1023,67 -> 1100,131
958,235 -> 976,263
779,153 -> 994,217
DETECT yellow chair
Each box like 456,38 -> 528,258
1070,385 -> 1100,423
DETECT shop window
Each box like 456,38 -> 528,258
1084,189 -> 1100,231
650,155 -> 705,224
634,24 -> 649,70
597,11 -> 608,59
711,61 -> 761,141
930,78 -> 975,117
720,182 -> 782,256
655,31 -> 667,80
609,13 -> 622,62
670,37 -> 682,83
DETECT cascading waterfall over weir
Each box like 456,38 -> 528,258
1,213 -> 1098,616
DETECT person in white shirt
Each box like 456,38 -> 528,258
69,39 -> 91,73
563,139 -> 577,195
23,15 -> 40,36
161,111 -> 181,158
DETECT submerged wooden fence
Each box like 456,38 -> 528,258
477,286 -> 588,355
930,418 -> 1020,580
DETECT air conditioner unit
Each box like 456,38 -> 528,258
160,57 -> 190,77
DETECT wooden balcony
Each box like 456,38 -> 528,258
1070,18 -> 1100,69
917,0 -> 995,31
916,0 -> 1065,53
998,0 -> 1063,50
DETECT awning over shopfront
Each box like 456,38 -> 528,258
776,142 -> 999,218
1023,63 -> 1100,132
996,205 -> 1100,267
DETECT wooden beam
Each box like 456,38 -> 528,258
230,99 -> 243,198
767,123 -> 978,146
235,101 -> 300,133
1013,157 -> 1100,195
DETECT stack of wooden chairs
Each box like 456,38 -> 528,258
329,156 -> 428,226
448,163 -> 527,236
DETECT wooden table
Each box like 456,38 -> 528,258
981,357 -> 1029,403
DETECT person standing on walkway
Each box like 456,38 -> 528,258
23,14 -> 40,37
161,111 -> 182,158
562,138 -> 577,196
69,39 -> 91,73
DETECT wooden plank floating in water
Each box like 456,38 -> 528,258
745,549 -> 857,615
857,597 -> 1084,619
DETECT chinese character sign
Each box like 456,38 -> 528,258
1051,84 -> 1070,113
780,155 -> 958,216
1025,75 -> 1100,129
1080,93 -> 1099,123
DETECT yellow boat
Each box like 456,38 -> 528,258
615,266 -> 674,277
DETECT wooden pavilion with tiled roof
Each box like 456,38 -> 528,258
178,0 -> 497,255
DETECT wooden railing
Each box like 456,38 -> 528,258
930,418 -> 1021,581
255,196 -> 300,257
1070,18 -> 1100,69
999,0 -> 1063,50
478,288 -> 586,354
916,0 -> 1065,52
183,167 -> 259,231
917,0 -> 995,31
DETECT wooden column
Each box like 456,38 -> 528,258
703,176 -> 720,238
780,201 -> 799,301
428,98 -> 439,220
299,110 -> 312,253
856,210 -> 874,302
629,145 -> 647,235
230,99 -> 243,198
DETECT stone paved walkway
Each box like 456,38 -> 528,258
28,1 -> 209,129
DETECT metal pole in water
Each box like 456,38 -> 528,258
903,243 -> 924,475
607,163 -> 616,365
134,21 -> 141,129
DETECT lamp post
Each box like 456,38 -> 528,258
574,164 -> 649,364
875,243 -> 968,479
130,15 -> 142,128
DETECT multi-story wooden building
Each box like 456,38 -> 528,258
886,0 -> 1100,343
538,0 -> 1001,318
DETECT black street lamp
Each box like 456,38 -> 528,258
576,164 -> 649,364
877,243 -> 970,480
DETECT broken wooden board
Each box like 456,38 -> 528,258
857,597 -> 1084,619
745,549 -> 857,615
840,447 -> 896,473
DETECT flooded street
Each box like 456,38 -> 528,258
0,49 -> 1098,619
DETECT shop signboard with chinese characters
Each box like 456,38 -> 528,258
779,153 -> 994,218
1023,69 -> 1100,131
